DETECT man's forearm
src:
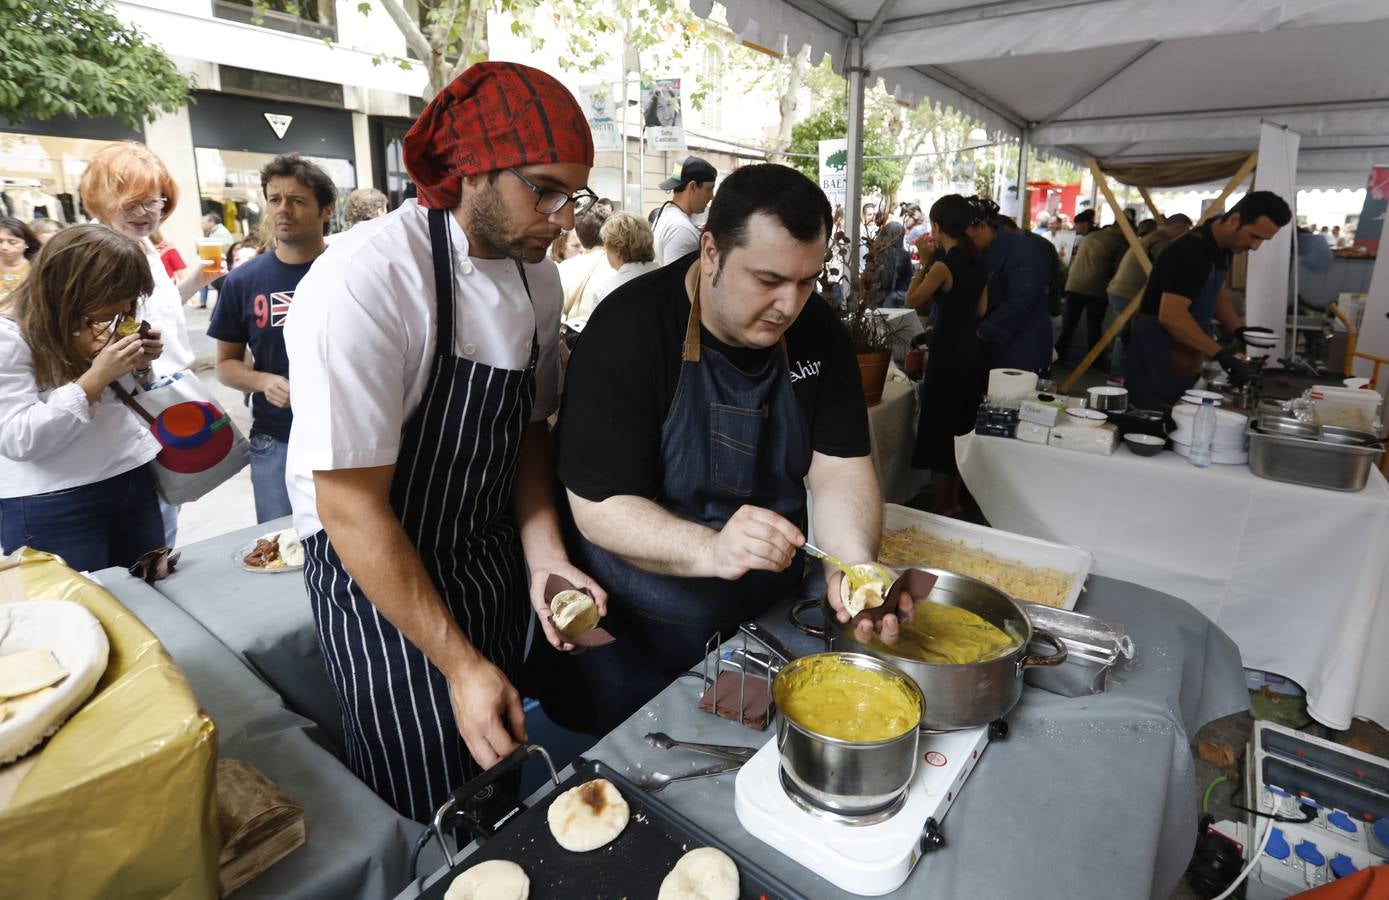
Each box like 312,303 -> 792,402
216,357 -> 271,394
512,423 -> 567,567
807,454 -> 881,567
317,475 -> 480,673
567,491 -> 718,577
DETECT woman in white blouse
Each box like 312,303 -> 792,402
0,225 -> 167,571
580,212 -> 660,321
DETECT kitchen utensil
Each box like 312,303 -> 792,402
1064,407 -> 1107,427
1255,414 -> 1320,438
794,569 -> 1067,731
1247,423 -> 1383,492
1317,426 -> 1385,447
643,732 -> 758,763
420,749 -> 801,900
772,652 -> 923,816
1086,385 -> 1129,412
637,760 -> 746,792
801,542 -> 867,588
1123,433 -> 1165,457
1016,602 -> 1135,697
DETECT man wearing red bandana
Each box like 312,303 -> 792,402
284,62 -> 607,821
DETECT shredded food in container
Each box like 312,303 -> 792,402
879,526 -> 1072,607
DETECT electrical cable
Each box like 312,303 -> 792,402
1230,800 -> 1317,824
1210,810 -> 1275,900
1201,775 -> 1228,814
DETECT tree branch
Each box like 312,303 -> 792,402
378,0 -> 434,62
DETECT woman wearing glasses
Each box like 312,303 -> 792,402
280,63 -> 606,821
79,142 -> 218,380
0,226 -> 167,570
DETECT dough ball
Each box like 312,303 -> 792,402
443,859 -> 528,900
0,686 -> 57,721
658,847 -> 739,900
547,778 -> 629,852
550,590 -> 599,639
0,649 -> 68,699
840,565 -> 890,616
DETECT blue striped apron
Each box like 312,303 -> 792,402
301,207 -> 536,822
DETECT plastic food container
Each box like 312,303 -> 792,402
1308,386 -> 1383,432
1246,423 -> 1383,491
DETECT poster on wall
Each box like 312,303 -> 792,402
1353,166 -> 1388,253
817,138 -> 847,208
641,78 -> 685,152
579,85 -> 621,152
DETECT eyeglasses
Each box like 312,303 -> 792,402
122,196 -> 168,215
504,169 -> 597,217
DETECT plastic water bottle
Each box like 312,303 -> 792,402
1189,398 -> 1216,468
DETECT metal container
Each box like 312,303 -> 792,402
1246,424 -> 1383,492
1255,414 -> 1319,439
1317,425 -> 1384,446
810,569 -> 1067,730
1086,385 -> 1129,413
772,653 -> 922,817
1017,602 -> 1136,697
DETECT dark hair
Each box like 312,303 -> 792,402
1225,190 -> 1292,228
1166,213 -> 1193,228
261,153 -> 337,210
964,195 -> 1000,228
0,217 -> 41,260
704,164 -> 831,263
12,225 -> 152,389
928,195 -> 981,264
1073,209 -> 1095,226
573,209 -> 609,249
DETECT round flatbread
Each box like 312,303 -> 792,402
839,565 -> 890,616
442,859 -> 529,900
550,590 -> 599,639
547,778 -> 629,852
658,847 -> 739,900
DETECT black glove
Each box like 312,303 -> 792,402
1215,348 -> 1253,387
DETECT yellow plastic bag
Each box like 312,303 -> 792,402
0,549 -> 219,899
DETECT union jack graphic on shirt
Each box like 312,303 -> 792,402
270,291 -> 293,327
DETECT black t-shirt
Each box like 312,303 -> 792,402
1139,223 -> 1228,315
206,251 -> 315,441
557,255 -> 870,502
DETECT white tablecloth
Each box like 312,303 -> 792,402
956,431 -> 1389,730
869,377 -> 929,504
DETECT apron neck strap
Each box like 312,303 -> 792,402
682,259 -> 791,370
427,207 -> 456,358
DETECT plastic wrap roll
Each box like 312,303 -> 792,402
987,368 -> 1039,401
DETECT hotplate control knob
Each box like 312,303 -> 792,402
919,817 -> 946,854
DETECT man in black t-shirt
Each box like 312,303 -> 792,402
208,154 -> 335,522
1125,190 -> 1291,409
538,164 -> 910,735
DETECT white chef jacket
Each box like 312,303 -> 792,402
653,205 -> 700,266
284,200 -> 563,537
0,318 -> 160,498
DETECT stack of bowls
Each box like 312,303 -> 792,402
1170,403 -> 1250,464
1086,386 -> 1129,413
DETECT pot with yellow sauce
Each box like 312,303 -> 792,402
772,653 -> 924,817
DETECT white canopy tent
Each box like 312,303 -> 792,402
687,0 -> 1389,253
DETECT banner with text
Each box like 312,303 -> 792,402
641,78 -> 686,152
579,85 -> 621,152
818,138 -> 848,207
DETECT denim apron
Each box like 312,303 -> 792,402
534,263 -> 813,735
1124,233 -> 1228,410
301,208 -> 536,822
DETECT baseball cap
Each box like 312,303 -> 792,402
659,156 -> 717,192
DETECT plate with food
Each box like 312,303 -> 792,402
235,528 -> 306,574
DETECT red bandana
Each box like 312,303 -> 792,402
404,61 -> 594,210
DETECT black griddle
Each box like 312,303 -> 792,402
417,757 -> 806,899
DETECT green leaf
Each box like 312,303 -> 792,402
358,2 -> 371,14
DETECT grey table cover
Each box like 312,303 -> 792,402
138,517 -> 345,752
409,575 -> 1249,900
94,570 -> 442,900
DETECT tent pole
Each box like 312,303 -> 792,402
845,38 -> 868,283
1016,129 -> 1031,229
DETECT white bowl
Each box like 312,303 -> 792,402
1183,389 -> 1223,403
1242,328 -> 1278,348
1064,408 -> 1108,428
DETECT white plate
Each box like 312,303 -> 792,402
0,601 -> 109,765
1064,408 -> 1108,428
235,531 -> 305,574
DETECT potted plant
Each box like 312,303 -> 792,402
823,240 -> 900,407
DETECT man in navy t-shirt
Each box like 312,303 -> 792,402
208,154 -> 336,522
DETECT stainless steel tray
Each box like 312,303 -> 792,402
1018,603 -> 1135,697
1246,423 -> 1383,492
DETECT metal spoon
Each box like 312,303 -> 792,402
644,732 -> 757,762
636,761 -> 744,792
801,541 -> 861,585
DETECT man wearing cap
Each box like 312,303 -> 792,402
283,61 -> 607,822
653,156 -> 716,266
531,164 -> 911,736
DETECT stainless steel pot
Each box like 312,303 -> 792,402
793,569 -> 1067,731
772,652 -> 923,817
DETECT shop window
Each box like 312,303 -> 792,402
220,66 -> 344,109
375,122 -> 413,211
194,148 -> 357,239
213,0 -> 336,42
0,132 -> 118,226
